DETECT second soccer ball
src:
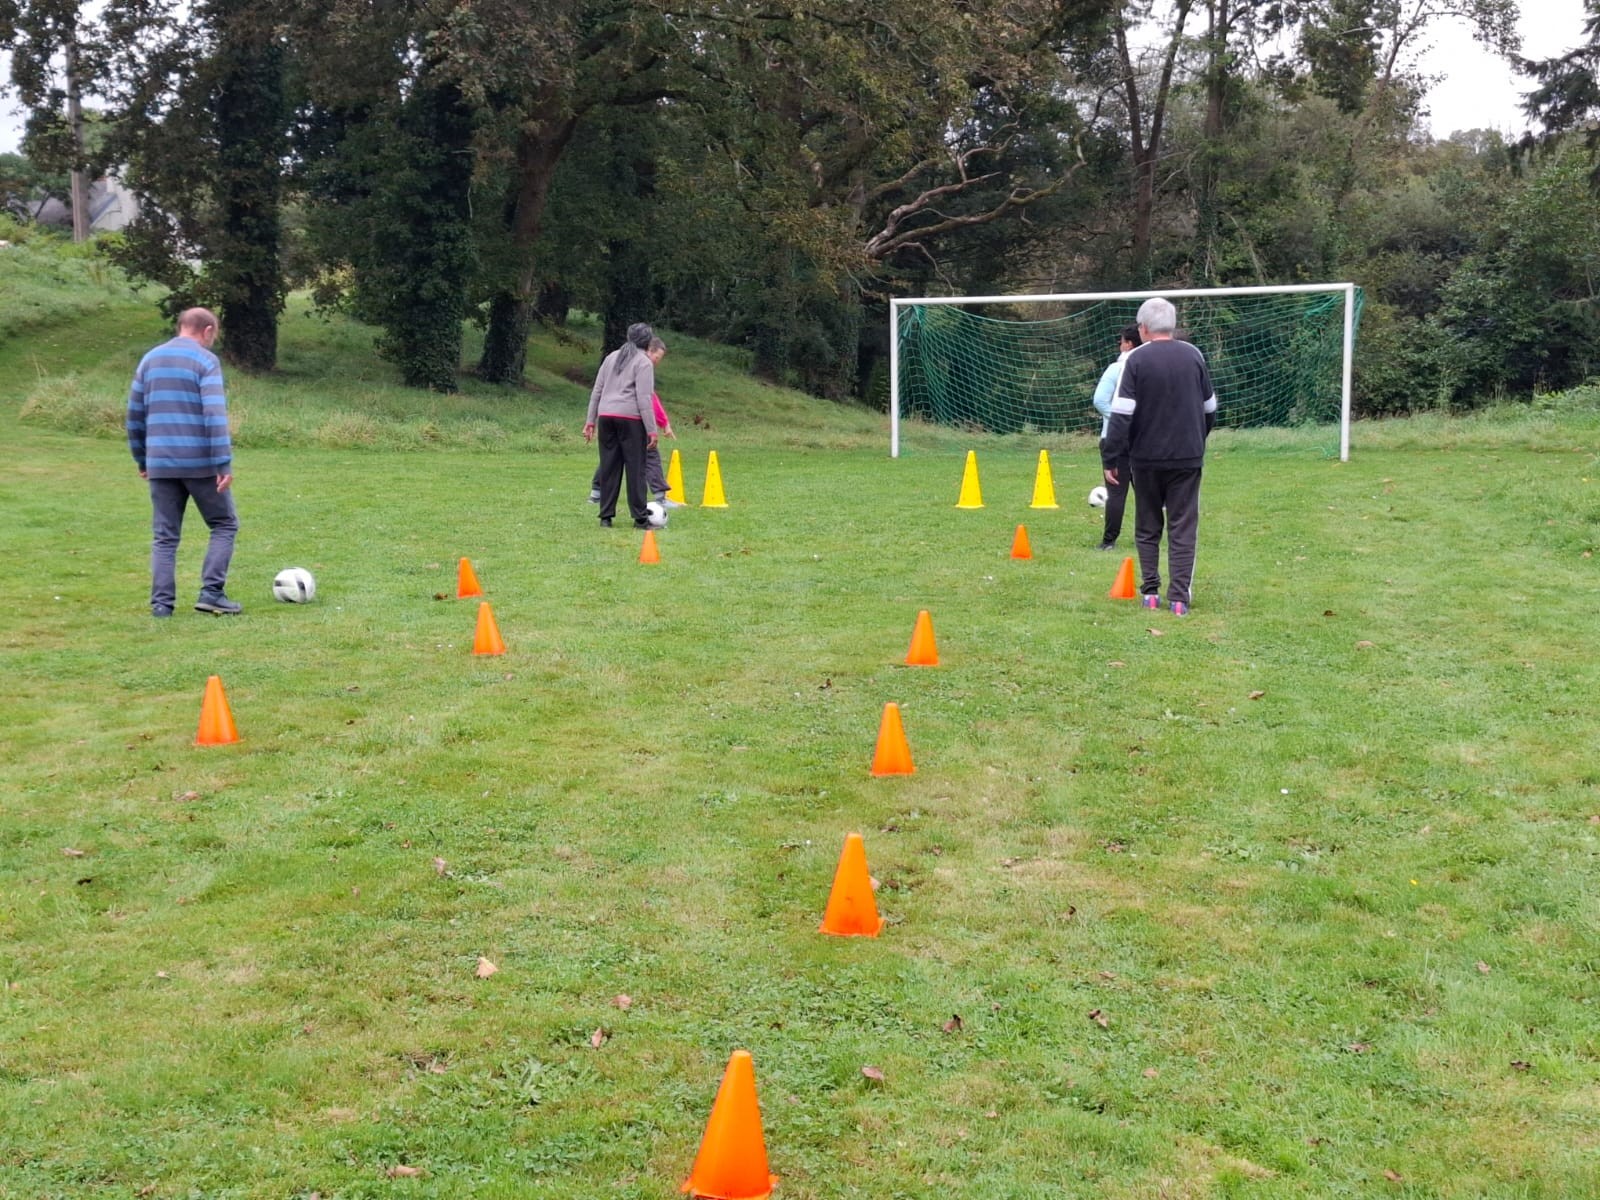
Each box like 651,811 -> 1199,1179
1087,486 -> 1109,508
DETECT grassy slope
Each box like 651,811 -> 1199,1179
2,298 -> 1599,1200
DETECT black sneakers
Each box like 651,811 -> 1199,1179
194,591 -> 242,615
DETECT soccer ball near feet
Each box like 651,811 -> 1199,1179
1088,486 -> 1109,508
272,567 -> 316,603
646,501 -> 668,528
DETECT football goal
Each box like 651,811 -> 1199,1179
889,283 -> 1364,459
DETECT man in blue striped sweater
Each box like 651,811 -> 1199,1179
127,308 -> 242,616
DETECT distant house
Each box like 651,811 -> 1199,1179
30,174 -> 138,232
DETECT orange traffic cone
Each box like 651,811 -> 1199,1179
1109,556 -> 1138,600
870,702 -> 915,776
195,675 -> 239,746
457,557 -> 483,599
473,601 -> 506,655
820,832 -> 885,937
1011,524 -> 1033,560
905,610 -> 939,667
682,1050 -> 778,1200
639,529 -> 661,564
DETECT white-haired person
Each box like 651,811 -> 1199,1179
1100,297 -> 1217,616
583,322 -> 660,530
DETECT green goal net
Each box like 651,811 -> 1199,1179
893,285 -> 1363,449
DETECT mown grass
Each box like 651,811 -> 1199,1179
2,299 -> 1599,1199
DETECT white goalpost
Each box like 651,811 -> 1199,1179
889,282 -> 1361,460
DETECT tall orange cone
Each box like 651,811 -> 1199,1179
1109,556 -> 1138,600
905,609 -> 939,666
1011,524 -> 1033,560
955,450 -> 983,508
473,601 -> 507,655
195,675 -> 239,746
457,557 -> 483,599
682,1050 -> 778,1200
870,702 -> 915,776
819,832 -> 885,937
702,451 -> 729,508
1029,450 -> 1059,508
666,448 -> 688,504
639,529 -> 661,564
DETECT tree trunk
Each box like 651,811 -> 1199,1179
479,110 -> 579,384
213,31 -> 285,372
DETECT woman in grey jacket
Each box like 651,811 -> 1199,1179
583,322 -> 661,529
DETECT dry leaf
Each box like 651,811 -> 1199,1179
137,1186 -> 157,1197
1142,1067 -> 1159,1078
1382,1169 -> 1402,1182
1347,1042 -> 1371,1054
1511,1060 -> 1531,1071
432,857 -> 448,877
179,790 -> 200,801
155,970 -> 170,979
1589,815 -> 1600,825
1098,970 -> 1117,981
942,1014 -> 963,1033
1476,961 -> 1492,974
1355,640 -> 1375,650
386,1165 -> 423,1178
984,1110 -> 998,1119
590,1027 -> 608,1049
475,956 -> 498,978
1088,1009 -> 1109,1028
1322,609 -> 1336,617
1147,627 -> 1164,637
62,847 -> 86,858
1109,660 -> 1125,668
612,994 -> 633,1010
861,1065 -> 885,1082
427,1061 -> 447,1074
1248,690 -> 1266,700
351,886 -> 360,897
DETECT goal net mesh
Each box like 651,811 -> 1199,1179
897,289 -> 1363,435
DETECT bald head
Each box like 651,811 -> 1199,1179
177,308 -> 219,343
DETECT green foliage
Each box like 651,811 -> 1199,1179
0,215 -> 150,340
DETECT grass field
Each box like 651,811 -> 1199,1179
3,299 -> 1599,1199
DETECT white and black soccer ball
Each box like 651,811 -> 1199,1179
645,501 -> 668,529
1088,486 -> 1109,508
272,567 -> 316,603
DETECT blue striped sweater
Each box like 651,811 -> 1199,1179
126,337 -> 232,478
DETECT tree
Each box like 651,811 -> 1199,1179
1519,0 -> 1600,183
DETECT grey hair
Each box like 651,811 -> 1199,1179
1136,297 -> 1177,334
648,337 -> 666,353
610,321 -> 656,377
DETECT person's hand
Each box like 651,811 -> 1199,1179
216,473 -> 233,492
582,422 -> 596,442
1103,468 -> 1119,486
138,469 -> 148,479
646,432 -> 659,449
664,424 -> 676,440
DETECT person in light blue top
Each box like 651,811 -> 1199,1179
127,307 -> 241,616
1091,323 -> 1141,550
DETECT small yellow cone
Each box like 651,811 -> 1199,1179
702,451 -> 729,508
956,450 -> 983,509
666,448 -> 688,504
1029,450 -> 1059,509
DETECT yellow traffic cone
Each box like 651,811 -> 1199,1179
666,448 -> 688,505
956,451 -> 983,509
1029,450 -> 1059,508
702,451 -> 729,508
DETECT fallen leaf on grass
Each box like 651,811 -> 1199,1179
178,790 -> 200,801
386,1165 -> 423,1178
475,957 -> 498,978
942,1015 -> 963,1033
1382,1169 -> 1402,1182
155,971 -> 170,980
1355,640 -> 1375,650
62,848 -> 86,858
1098,971 -> 1117,981
1323,609 -> 1336,617
1142,1067 -> 1159,1078
1088,1009 -> 1109,1028
432,857 -> 448,877
1346,1042 -> 1371,1054
590,1027 -> 609,1049
1476,961 -> 1492,974
1147,627 -> 1164,637
860,1065 -> 885,1082
1511,1060 -> 1531,1071
612,994 -> 633,1011
1248,690 -> 1266,700
1108,660 -> 1125,668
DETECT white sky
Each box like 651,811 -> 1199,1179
0,2 -> 1591,153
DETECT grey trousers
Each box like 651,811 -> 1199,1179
149,476 -> 237,610
593,444 -> 667,497
1132,466 -> 1201,606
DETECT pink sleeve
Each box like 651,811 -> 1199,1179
652,393 -> 669,427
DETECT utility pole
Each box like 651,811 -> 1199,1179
65,34 -> 90,242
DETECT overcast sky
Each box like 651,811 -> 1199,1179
0,2 -> 1591,155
